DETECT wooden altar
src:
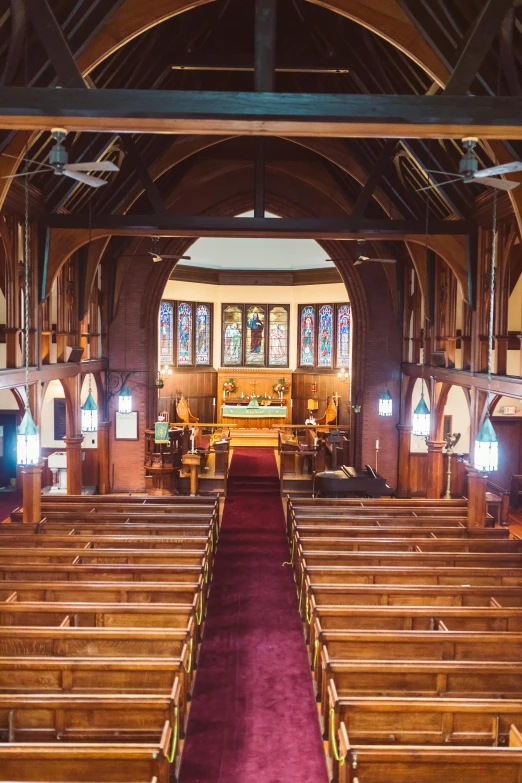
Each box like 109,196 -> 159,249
217,368 -> 292,427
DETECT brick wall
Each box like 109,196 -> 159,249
108,258 -> 153,492
358,266 -> 402,489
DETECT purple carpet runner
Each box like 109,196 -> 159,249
179,447 -> 328,783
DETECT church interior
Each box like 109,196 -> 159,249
1,1 -> 522,781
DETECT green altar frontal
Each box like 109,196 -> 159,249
222,404 -> 287,418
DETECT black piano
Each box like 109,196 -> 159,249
314,464 -> 393,498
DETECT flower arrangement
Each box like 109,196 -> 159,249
273,378 -> 289,394
223,378 -> 237,395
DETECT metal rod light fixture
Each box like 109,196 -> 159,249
17,145 -> 39,466
474,177 -> 499,473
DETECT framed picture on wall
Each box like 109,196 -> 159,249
54,398 -> 67,440
115,411 -> 139,440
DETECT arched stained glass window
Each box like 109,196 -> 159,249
318,305 -> 334,367
177,303 -> 193,365
268,306 -> 289,366
337,304 -> 351,368
223,305 -> 242,365
196,305 -> 211,365
159,301 -> 174,365
300,306 -> 315,366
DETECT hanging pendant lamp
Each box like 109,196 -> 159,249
378,387 -> 392,417
16,150 -> 39,466
474,415 -> 498,472
118,382 -> 132,413
412,386 -> 430,437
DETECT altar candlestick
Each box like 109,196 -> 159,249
375,439 -> 379,472
191,426 -> 195,453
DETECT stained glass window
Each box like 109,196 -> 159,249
318,305 -> 334,367
159,301 -> 173,365
245,306 -> 266,366
177,303 -> 193,365
268,306 -> 289,366
195,305 -> 211,365
337,304 -> 351,368
223,305 -> 242,365
300,305 -> 315,366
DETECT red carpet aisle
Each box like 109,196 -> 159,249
179,447 -> 328,783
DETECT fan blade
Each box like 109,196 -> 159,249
363,258 -> 396,264
353,259 -> 363,266
416,177 -> 463,192
159,254 -> 192,260
475,176 -> 520,192
1,153 -> 55,171
474,161 -> 522,178
64,161 -> 119,173
150,254 -> 163,262
424,169 -> 457,176
1,171 -> 37,180
63,169 -> 107,188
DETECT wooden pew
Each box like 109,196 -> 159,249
0,683 -> 180,743
294,524 -> 508,539
0,547 -> 208,566
304,565 -> 522,587
325,659 -> 522,700
0,741 -> 173,782
0,601 -> 197,630
296,537 -> 522,552
313,605 -> 522,632
335,735 -> 522,783
0,579 -> 203,605
328,693 -> 522,747
0,563 -> 204,582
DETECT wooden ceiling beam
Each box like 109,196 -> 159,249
350,140 -> 397,218
1,88 -> 522,138
255,0 -> 277,92
46,213 -> 472,235
24,0 -> 167,216
444,0 -> 515,96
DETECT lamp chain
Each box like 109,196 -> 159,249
24,137 -> 30,410
487,188 -> 498,408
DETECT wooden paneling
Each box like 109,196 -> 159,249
41,446 -> 99,491
169,265 -> 342,286
488,418 -> 522,491
159,370 -> 218,424
291,371 -> 350,426
217,368 -> 291,424
410,452 -> 468,497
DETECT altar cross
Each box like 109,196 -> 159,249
332,392 -> 341,407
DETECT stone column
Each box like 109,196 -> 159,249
396,424 -> 412,498
426,440 -> 445,499
466,465 -> 488,528
63,435 -> 84,495
21,463 -> 43,524
97,422 -> 111,494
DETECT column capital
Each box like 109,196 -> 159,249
426,439 -> 445,452
63,435 -> 84,448
396,424 -> 412,434
98,421 -> 111,433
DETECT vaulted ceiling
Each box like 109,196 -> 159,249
0,0 -> 521,291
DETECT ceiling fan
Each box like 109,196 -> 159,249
122,238 -> 191,263
1,128 -> 119,188
327,240 -> 396,266
418,137 -> 522,193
